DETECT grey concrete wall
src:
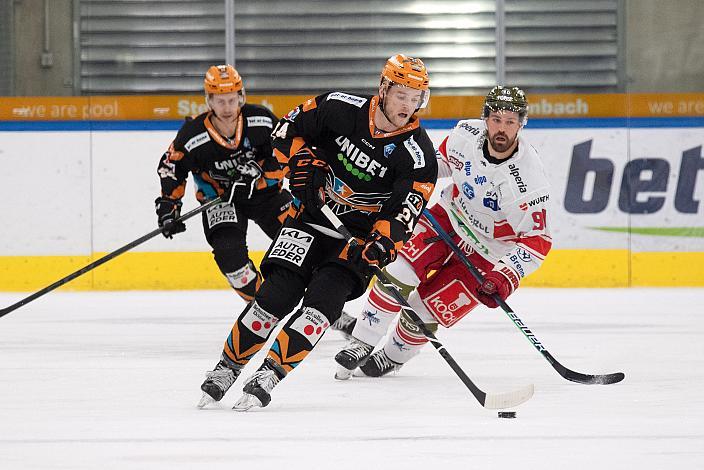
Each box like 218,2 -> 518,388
13,0 -> 74,96
626,0 -> 704,92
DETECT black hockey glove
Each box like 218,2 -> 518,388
348,231 -> 398,272
225,160 -> 263,203
288,148 -> 329,212
155,196 -> 186,239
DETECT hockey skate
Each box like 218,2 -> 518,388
330,311 -> 357,340
232,358 -> 284,411
197,358 -> 242,408
334,338 -> 374,380
359,349 -> 402,377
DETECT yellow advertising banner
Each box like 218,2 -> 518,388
1,93 -> 704,121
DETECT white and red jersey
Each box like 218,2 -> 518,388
436,119 -> 552,282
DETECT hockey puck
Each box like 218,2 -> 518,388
497,411 -> 517,419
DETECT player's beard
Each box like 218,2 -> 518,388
489,131 -> 516,153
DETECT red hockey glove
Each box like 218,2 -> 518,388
476,267 -> 518,308
288,148 -> 329,211
155,196 -> 186,239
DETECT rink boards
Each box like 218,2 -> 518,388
1,95 -> 703,290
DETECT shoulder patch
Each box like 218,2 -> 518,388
403,135 -> 426,169
246,115 -> 273,128
184,131 -> 211,152
326,92 -> 368,108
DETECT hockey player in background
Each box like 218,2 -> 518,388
334,86 -> 552,379
198,54 -> 438,410
156,65 -> 292,302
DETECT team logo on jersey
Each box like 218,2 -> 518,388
464,161 -> 472,176
474,175 -> 487,186
527,194 -> 550,207
508,163 -> 528,193
462,182 -> 475,200
458,121 -> 482,136
483,196 -> 501,211
516,248 -> 532,262
284,107 -> 300,121
448,209 -> 490,256
327,92 -> 368,108
246,116 -> 273,128
383,143 -> 396,158
328,175 -> 388,214
184,131 -> 210,151
335,136 -> 388,180
403,192 -> 424,217
446,153 -> 463,170
404,136 -> 426,169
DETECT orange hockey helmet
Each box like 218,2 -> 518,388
204,64 -> 245,97
380,54 -> 430,109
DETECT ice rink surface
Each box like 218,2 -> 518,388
1,287 -> 702,470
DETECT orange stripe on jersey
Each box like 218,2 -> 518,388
164,183 -> 186,200
166,142 -> 185,162
372,220 -> 404,250
302,97 -> 317,112
289,137 -> 307,157
412,181 -> 435,201
200,171 -> 226,196
337,237 -> 365,261
274,148 -> 289,166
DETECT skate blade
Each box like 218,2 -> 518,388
334,365 -> 354,380
197,393 -> 216,409
232,393 -> 263,412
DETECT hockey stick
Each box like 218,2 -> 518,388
0,197 -> 223,319
422,208 -> 625,385
319,204 -> 534,409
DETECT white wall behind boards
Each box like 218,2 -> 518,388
1,125 -> 703,257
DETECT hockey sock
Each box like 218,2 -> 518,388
222,301 -> 280,367
224,262 -> 263,302
383,309 -> 437,364
352,281 -> 403,346
266,307 -> 330,373
351,267 -> 417,346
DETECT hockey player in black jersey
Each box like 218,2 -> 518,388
156,65 -> 292,302
198,54 -> 438,410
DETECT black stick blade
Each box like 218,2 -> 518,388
563,370 -> 625,385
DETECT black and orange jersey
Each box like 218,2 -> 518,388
272,91 -> 438,249
157,104 -> 284,202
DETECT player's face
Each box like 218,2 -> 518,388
381,85 -> 423,128
208,92 -> 242,120
485,110 -> 521,153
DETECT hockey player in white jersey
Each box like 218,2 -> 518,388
334,86 -> 553,378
